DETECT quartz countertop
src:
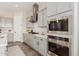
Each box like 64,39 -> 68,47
32,34 -> 47,39
23,32 -> 47,39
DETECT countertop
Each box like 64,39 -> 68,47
23,32 -> 47,39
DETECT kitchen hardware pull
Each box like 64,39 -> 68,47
40,39 -> 43,40
37,42 -> 39,45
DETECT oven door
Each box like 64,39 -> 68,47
48,42 -> 69,56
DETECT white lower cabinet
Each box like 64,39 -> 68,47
7,33 -> 14,43
0,46 -> 7,56
23,34 -> 47,56
23,33 -> 28,44
29,34 -> 33,47
26,34 -> 30,45
23,33 -> 33,47
33,36 -> 39,51
39,37 -> 47,55
33,36 -> 47,56
23,33 -> 26,42
23,33 -> 29,44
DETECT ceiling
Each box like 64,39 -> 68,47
0,2 -> 47,16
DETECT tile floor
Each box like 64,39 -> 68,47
8,46 -> 25,56
8,42 -> 41,56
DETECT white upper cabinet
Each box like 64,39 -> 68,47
4,18 -> 13,27
38,8 -> 47,27
38,11 -> 43,26
57,2 -> 73,13
47,2 -> 57,16
42,9 -> 47,27
0,17 -> 13,28
47,2 -> 73,16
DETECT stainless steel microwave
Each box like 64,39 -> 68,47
48,15 -> 72,35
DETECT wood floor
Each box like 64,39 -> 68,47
8,42 -> 41,56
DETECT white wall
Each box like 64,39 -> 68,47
71,2 -> 79,56
78,3 -> 79,56
0,10 -> 13,18
13,12 -> 24,42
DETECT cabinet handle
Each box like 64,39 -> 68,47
40,39 -> 43,40
37,42 -> 39,46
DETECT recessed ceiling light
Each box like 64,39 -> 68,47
15,5 -> 19,7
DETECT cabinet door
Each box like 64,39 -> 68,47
7,33 -> 14,43
25,34 -> 30,45
42,9 -> 47,27
24,34 -> 33,47
5,18 -> 13,27
47,2 -> 57,16
57,2 -> 73,13
38,11 -> 43,26
39,38 -> 47,55
1,18 -> 13,27
23,33 -> 26,42
33,36 -> 39,51
0,19 -> 2,27
29,34 -> 33,47
38,9 -> 47,27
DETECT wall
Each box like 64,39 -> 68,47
78,3 -> 79,56
70,2 -> 79,56
0,10 -> 13,18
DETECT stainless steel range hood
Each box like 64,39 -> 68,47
30,3 -> 39,23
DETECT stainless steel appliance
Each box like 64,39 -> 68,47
48,35 -> 69,56
48,15 -> 72,35
49,18 -> 68,31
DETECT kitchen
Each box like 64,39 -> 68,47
0,2 -> 79,56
